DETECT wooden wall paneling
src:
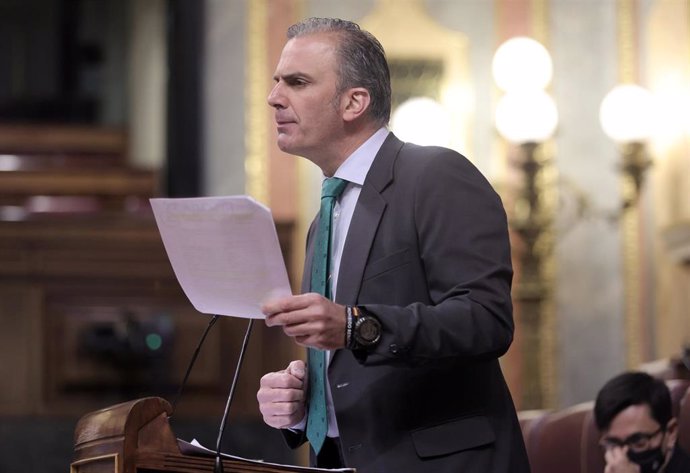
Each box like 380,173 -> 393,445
0,214 -> 296,420
0,283 -> 43,414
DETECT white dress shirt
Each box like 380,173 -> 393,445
327,126 -> 389,437
292,127 -> 389,437
330,127 -> 389,301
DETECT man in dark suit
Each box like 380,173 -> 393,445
256,17 -> 529,472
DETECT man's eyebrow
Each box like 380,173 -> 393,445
603,430 -> 655,442
273,72 -> 312,82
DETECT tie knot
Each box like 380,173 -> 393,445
321,177 -> 348,199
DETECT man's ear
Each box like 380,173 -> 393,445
341,87 -> 371,122
664,418 -> 679,450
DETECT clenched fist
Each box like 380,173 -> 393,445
257,360 -> 307,429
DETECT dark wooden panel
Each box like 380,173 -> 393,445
0,124 -> 126,156
0,212 -> 296,420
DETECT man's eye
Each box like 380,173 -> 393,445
600,438 -> 623,449
288,78 -> 308,87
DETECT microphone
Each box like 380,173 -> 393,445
213,318 -> 255,473
168,314 -> 221,419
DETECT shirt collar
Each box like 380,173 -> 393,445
331,127 -> 389,186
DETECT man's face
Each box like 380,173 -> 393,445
600,404 -> 676,472
267,33 -> 344,163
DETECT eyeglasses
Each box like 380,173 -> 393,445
599,427 -> 664,452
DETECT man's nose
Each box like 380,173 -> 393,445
267,83 -> 284,109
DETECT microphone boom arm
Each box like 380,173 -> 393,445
214,318 -> 255,473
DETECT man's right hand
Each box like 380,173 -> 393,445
257,360 -> 307,429
604,447 -> 641,473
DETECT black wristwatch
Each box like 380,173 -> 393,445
352,307 -> 381,348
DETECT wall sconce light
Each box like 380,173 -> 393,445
599,84 -> 655,369
390,96 -> 452,147
492,37 -> 553,93
493,36 -> 557,409
495,90 -> 559,145
492,36 -> 558,236
493,90 -> 558,410
494,88 -> 558,258
599,84 -> 655,209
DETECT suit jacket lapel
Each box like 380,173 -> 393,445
334,133 -> 403,305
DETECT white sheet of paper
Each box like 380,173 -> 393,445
150,196 -> 291,318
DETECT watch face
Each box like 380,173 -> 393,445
356,316 -> 381,345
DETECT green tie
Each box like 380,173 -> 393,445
307,177 -> 348,455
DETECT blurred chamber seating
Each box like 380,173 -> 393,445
519,357 -> 690,473
0,124 -> 157,217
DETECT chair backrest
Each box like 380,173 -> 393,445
518,409 -> 550,465
666,379 -> 690,418
581,407 -> 606,473
528,402 -> 597,473
677,382 -> 690,453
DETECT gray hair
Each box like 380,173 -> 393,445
287,18 -> 391,126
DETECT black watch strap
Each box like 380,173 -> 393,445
346,306 -> 381,349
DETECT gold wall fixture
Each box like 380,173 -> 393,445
617,0 -> 642,369
612,135 -> 653,368
529,0 -> 557,410
510,142 -> 555,409
531,0 -> 549,45
360,0 -> 471,155
617,0 -> 638,85
614,0 -> 645,368
620,142 -> 652,211
647,0 -> 690,358
492,34 -> 558,409
245,0 -> 269,204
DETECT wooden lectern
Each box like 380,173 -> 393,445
71,397 -> 354,473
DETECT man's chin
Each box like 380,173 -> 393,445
276,142 -> 294,154
276,137 -> 302,156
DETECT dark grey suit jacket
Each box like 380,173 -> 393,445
291,133 -> 530,473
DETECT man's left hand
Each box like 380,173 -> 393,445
262,293 -> 346,349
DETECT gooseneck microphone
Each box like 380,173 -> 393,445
213,318 -> 255,473
169,314 -> 221,419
